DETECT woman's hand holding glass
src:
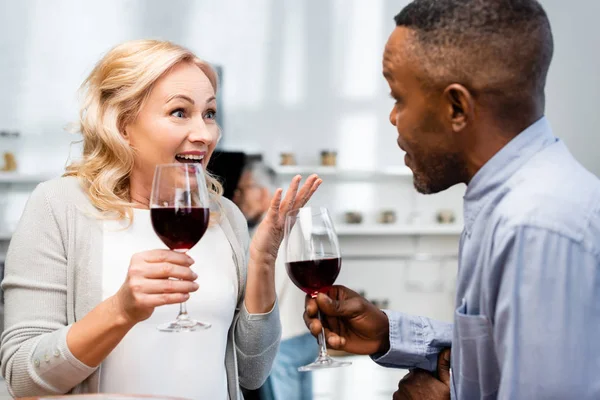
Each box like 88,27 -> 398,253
112,249 -> 199,325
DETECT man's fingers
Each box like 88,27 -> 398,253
326,332 -> 346,349
398,370 -> 414,386
399,369 -> 429,387
302,313 -> 346,350
394,371 -> 417,400
437,348 -> 452,386
303,313 -> 322,336
303,296 -> 320,335
304,295 -> 319,317
316,292 -> 363,318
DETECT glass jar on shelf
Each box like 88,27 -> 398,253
0,130 -> 21,172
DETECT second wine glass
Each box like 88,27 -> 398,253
284,207 -> 352,371
150,163 -> 211,332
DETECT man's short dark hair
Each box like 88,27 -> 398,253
394,0 -> 553,120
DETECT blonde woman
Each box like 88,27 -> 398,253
0,40 -> 321,399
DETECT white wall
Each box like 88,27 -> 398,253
1,0 -> 597,174
0,0 -> 597,229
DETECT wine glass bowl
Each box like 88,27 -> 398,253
285,257 -> 341,298
284,207 -> 351,371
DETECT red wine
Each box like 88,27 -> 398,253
286,258 -> 341,297
151,207 -> 210,251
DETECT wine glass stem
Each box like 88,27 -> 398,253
317,310 -> 329,358
178,301 -> 189,320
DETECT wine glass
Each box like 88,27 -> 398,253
284,207 -> 352,371
150,163 -> 211,332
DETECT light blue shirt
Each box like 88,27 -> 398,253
373,117 -> 600,399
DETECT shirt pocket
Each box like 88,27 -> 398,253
454,298 -> 501,399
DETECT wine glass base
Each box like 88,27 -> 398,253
298,355 -> 352,371
157,319 -> 211,332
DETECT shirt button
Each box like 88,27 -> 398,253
44,353 -> 50,363
34,359 -> 40,367
54,350 -> 60,357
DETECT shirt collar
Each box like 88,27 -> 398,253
463,116 -> 557,233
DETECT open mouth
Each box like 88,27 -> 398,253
175,153 -> 205,164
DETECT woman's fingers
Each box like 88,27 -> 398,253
293,175 -> 318,207
139,263 -> 198,281
266,188 -> 283,219
298,176 -> 322,208
280,174 -> 321,217
138,249 -> 194,266
133,277 -> 200,294
279,175 -> 302,214
140,293 -> 192,308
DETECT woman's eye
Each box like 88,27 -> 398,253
205,109 -> 217,120
171,109 -> 186,118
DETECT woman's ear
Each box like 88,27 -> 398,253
121,125 -> 131,144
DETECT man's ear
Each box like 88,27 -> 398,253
443,84 -> 474,132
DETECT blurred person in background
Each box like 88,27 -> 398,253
234,158 -> 319,400
233,157 -> 275,233
0,39 -> 321,399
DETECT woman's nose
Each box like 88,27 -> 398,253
187,120 -> 217,145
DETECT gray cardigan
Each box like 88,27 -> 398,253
0,177 -> 281,399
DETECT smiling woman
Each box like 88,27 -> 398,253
64,41 -> 223,221
0,39 -> 322,399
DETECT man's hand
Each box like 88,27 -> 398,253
303,285 -> 391,355
393,348 -> 451,400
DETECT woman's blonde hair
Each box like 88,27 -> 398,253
64,39 -> 223,221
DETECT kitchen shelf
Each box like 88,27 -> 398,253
0,226 -> 463,241
0,172 -> 56,184
273,165 -> 412,180
336,224 -> 463,236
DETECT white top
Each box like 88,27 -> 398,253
100,208 -> 237,400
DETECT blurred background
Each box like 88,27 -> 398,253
0,0 -> 599,398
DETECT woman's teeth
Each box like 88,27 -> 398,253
176,154 -> 204,163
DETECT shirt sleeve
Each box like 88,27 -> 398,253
492,226 -> 600,399
371,310 -> 453,372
